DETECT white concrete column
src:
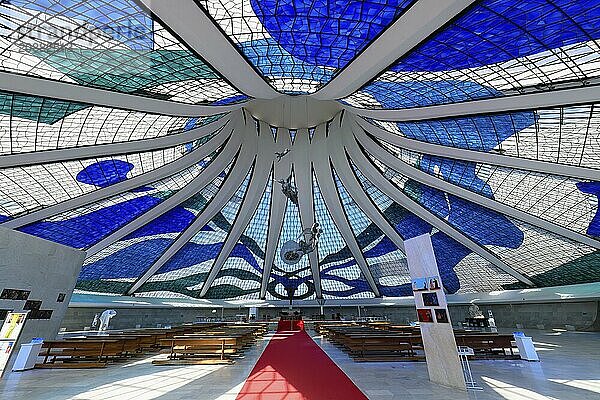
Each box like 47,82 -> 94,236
404,233 -> 466,391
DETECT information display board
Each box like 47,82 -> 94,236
0,312 -> 28,376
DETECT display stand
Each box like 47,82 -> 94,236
457,346 -> 483,390
12,340 -> 43,371
513,332 -> 539,361
0,312 -> 29,377
405,234 -> 466,391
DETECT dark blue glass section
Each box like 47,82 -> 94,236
250,0 -> 414,68
124,206 -> 196,240
238,38 -> 332,90
79,238 -> 172,280
19,195 -> 162,248
404,180 -> 523,249
577,181 -> 600,237
157,241 -> 259,274
362,80 -> 499,108
430,232 -> 467,293
0,215 -> 10,223
447,195 -> 523,248
76,160 -> 134,188
392,0 -> 600,72
394,111 -> 536,151
419,156 -> 493,197
211,94 -> 249,106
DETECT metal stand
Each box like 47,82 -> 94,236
457,346 -> 483,391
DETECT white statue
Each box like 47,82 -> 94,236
98,309 -> 117,331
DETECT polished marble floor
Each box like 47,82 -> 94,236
0,329 -> 598,400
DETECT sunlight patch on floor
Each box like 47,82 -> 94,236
481,376 -> 559,400
549,379 -> 600,394
68,364 -> 225,400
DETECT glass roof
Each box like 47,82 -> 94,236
1,0 -> 599,301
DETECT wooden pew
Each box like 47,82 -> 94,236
36,339 -> 125,368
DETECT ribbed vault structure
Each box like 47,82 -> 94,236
0,0 -> 599,300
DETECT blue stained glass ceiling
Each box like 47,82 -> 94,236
197,0 -> 415,93
345,0 -> 600,108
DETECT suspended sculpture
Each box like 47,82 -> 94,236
275,148 -> 290,162
280,222 -> 323,265
277,174 -> 298,205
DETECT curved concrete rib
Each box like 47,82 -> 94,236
331,118 -> 406,253
346,85 -> 600,121
291,128 -> 323,299
199,156 -> 274,297
0,115 -> 231,168
86,121 -> 243,256
126,137 -> 257,295
138,0 -> 278,99
312,120 -> 380,297
345,126 -> 535,287
312,0 -> 475,100
356,117 -> 600,181
354,125 -> 600,251
0,71 -> 244,116
1,122 -> 234,229
261,122 -> 293,299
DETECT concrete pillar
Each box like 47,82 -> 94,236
405,234 -> 465,391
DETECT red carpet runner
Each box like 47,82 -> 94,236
236,330 -> 368,400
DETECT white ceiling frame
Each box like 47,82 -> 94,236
86,120 -> 243,256
312,0 -> 476,100
137,0 -> 279,99
0,115 -> 231,168
312,121 -> 381,297
0,72 -> 243,116
292,128 -> 323,299
354,125 -> 600,251
1,125 -> 232,229
356,117 -> 600,181
346,86 -> 600,121
126,117 -> 258,295
331,115 -> 407,253
260,122 -> 293,299
346,125 -> 535,287
199,156 -> 274,297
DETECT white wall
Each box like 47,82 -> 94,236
0,226 -> 85,370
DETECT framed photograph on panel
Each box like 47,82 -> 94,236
412,278 -> 428,291
422,292 -> 439,307
417,308 -> 434,323
434,309 -> 449,323
428,276 -> 441,290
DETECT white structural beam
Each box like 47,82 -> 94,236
137,0 -> 278,99
199,156 -> 273,297
261,122 -> 293,298
1,126 -> 232,229
292,128 -> 323,299
312,0 -> 475,100
345,126 -> 535,286
347,85 -> 600,121
354,126 -> 600,251
331,116 -> 406,253
0,116 -> 231,168
0,72 -> 243,116
86,123 -> 243,256
312,121 -> 381,297
126,118 -> 257,295
331,150 -> 407,254
356,118 -> 600,181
